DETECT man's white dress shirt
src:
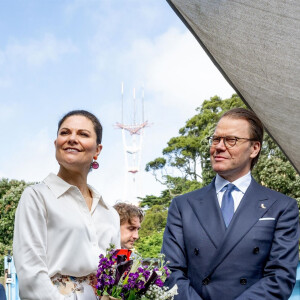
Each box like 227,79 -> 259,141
215,171 -> 252,212
13,173 -> 120,300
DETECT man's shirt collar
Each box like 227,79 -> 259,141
215,171 -> 252,194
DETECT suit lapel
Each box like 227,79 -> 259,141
187,180 -> 226,249
204,178 -> 277,277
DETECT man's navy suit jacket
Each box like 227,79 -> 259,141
162,178 -> 299,300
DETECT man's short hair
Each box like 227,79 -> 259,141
220,108 -> 264,169
113,203 -> 144,225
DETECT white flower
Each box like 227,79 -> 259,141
167,284 -> 178,297
144,283 -> 178,300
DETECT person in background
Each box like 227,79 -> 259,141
113,202 -> 144,250
13,110 -> 120,300
162,108 -> 299,300
0,284 -> 6,300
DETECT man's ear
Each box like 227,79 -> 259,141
250,141 -> 261,158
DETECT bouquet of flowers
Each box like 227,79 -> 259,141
95,245 -> 178,300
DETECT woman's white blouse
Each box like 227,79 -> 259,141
13,173 -> 120,300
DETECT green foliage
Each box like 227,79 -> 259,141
145,157 -> 166,172
135,231 -> 164,258
135,205 -> 168,258
0,242 -> 12,275
252,135 -> 300,203
138,205 -> 168,237
0,178 -> 31,276
139,190 -> 172,209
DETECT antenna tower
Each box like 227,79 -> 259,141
115,83 -> 149,205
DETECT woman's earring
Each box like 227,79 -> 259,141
91,156 -> 99,169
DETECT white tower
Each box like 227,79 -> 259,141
115,83 -> 149,205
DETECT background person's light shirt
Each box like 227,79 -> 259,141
13,173 -> 120,300
215,171 -> 252,212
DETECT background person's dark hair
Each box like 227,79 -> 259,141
113,202 -> 144,225
57,110 -> 103,144
220,108 -> 264,169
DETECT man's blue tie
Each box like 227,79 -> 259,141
221,183 -> 236,227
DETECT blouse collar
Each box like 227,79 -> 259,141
43,173 -> 108,210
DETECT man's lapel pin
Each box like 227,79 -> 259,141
261,203 -> 266,209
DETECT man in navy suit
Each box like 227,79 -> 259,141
162,108 -> 299,300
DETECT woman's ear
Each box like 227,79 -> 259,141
96,144 -> 103,156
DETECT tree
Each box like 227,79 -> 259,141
139,190 -> 172,209
135,205 -> 168,258
138,205 -> 168,237
0,178 -> 31,276
252,135 -> 300,209
135,232 -> 164,258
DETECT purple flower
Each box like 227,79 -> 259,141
96,247 -> 172,299
136,280 -> 145,290
163,266 -> 170,277
143,269 -> 151,281
126,272 -> 140,289
137,270 -> 158,295
155,278 -> 164,287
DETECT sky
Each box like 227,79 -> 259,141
0,0 -> 234,205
